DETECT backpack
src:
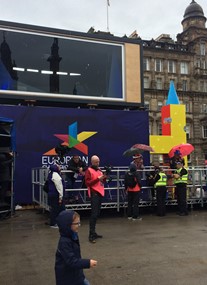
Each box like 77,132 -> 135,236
43,179 -> 49,193
125,172 -> 137,188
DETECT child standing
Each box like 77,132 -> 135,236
55,210 -> 97,285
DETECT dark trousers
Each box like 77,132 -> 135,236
48,195 -> 65,226
89,191 -> 102,237
0,181 -> 10,203
127,191 -> 141,219
176,183 -> 187,214
66,176 -> 86,201
66,175 -> 76,189
156,186 -> 167,216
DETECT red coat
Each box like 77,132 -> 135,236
85,167 -> 105,197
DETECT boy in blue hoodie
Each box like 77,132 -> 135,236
55,210 -> 97,285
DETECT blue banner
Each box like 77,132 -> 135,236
0,105 -> 149,203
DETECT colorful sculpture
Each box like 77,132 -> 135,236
150,81 -> 186,154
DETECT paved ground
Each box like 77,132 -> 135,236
1,207 -> 207,285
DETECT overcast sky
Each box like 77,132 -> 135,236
0,0 -> 206,40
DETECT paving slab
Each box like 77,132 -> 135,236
1,208 -> 207,285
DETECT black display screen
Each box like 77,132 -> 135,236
0,29 -> 123,100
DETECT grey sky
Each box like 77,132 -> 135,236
0,0 -> 206,40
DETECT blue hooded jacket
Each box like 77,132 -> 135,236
55,210 -> 90,285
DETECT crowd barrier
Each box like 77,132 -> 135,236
32,166 -> 207,212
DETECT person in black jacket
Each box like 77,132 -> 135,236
48,164 -> 65,228
0,152 -> 13,204
169,150 -> 185,171
66,156 -> 87,189
173,161 -> 188,216
125,164 -> 142,221
55,210 -> 97,285
149,166 -> 168,217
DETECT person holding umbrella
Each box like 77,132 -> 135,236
131,153 -> 144,170
124,164 -> 142,221
169,150 -> 185,171
173,161 -> 188,216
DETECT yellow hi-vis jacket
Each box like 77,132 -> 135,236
174,168 -> 188,184
155,172 -> 167,188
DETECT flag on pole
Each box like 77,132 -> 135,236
107,0 -> 110,6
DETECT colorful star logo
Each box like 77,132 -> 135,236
44,122 -> 97,156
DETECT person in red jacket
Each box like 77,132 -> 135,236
85,155 -> 106,243
125,164 -> 142,221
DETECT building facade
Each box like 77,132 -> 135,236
142,0 -> 207,166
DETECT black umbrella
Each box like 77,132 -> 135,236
123,144 -> 154,157
123,147 -> 142,157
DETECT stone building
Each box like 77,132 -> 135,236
142,0 -> 207,166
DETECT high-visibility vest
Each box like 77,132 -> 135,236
174,168 -> 188,184
155,172 -> 167,188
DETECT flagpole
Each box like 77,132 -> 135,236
107,0 -> 110,32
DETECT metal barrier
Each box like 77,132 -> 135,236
32,166 -> 207,212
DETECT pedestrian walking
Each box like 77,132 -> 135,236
55,210 -> 97,285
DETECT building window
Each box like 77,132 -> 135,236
183,101 -> 190,112
202,125 -> 207,138
169,78 -> 176,88
143,58 -> 150,71
187,155 -> 191,163
155,59 -> 163,72
144,100 -> 150,109
196,60 -> 200,68
157,101 -> 163,111
200,43 -> 206,56
185,124 -> 191,139
182,80 -> 187,91
144,77 -> 150,88
180,62 -> 188,74
157,123 -> 162,135
158,155 -> 163,163
200,81 -> 207,92
201,60 -> 206,69
202,104 -> 207,113
156,77 -> 162,89
168,60 -> 176,73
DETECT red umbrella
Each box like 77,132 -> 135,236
168,143 -> 194,158
132,144 -> 154,153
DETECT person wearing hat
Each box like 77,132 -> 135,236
124,164 -> 142,220
173,161 -> 188,216
131,154 -> 144,170
169,150 -> 185,172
